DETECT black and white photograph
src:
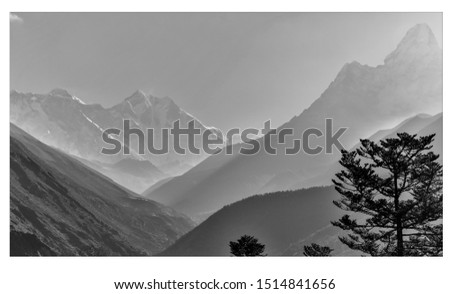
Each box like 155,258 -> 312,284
3,3 -> 449,294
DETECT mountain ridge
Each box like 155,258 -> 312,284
146,23 -> 442,219
10,88 -> 220,192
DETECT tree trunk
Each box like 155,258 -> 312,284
394,173 -> 404,256
395,199 -> 404,256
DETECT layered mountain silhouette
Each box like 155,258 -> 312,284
10,124 -> 194,256
286,112 -> 443,191
10,89 -> 220,192
9,22 -> 443,257
145,24 -> 442,220
161,110 -> 442,256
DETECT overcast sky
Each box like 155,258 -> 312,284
10,13 -> 442,131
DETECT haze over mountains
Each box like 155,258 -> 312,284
10,89 -> 221,193
145,24 -> 442,220
9,22 -> 443,256
162,110 -> 443,256
10,124 -> 194,256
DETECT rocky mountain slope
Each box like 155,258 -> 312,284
10,124 -> 194,256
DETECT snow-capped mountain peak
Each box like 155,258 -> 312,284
125,89 -> 148,103
47,88 -> 86,104
384,23 -> 440,66
10,88 -> 220,188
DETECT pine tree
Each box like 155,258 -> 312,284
229,235 -> 266,256
332,133 -> 442,256
303,243 -> 333,256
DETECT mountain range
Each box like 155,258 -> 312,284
10,23 -> 443,256
144,24 -> 442,220
10,89 -> 220,193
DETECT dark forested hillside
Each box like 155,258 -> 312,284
161,186 -> 345,256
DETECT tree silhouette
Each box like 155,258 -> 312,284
332,133 -> 442,256
229,235 -> 266,256
303,243 -> 333,256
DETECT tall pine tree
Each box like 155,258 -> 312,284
332,133 -> 442,256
